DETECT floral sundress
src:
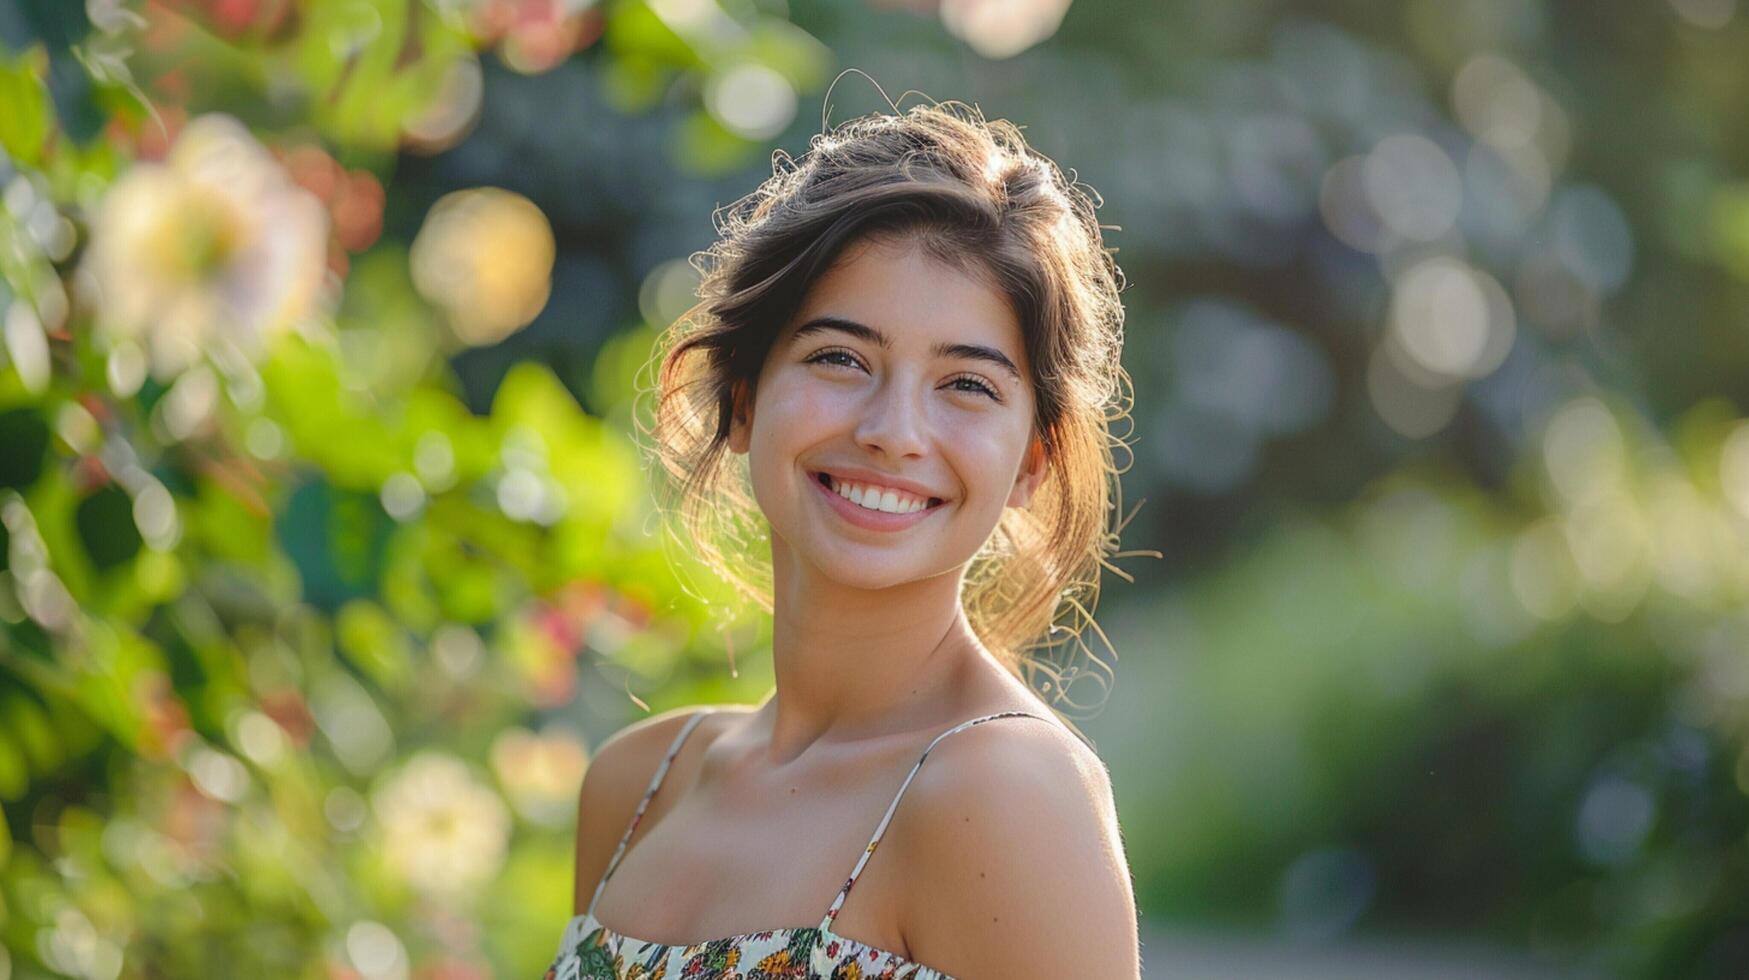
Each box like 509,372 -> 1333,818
542,709 -> 1052,980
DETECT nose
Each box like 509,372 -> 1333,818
853,374 -> 929,460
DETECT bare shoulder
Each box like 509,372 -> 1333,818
896,714 -> 1140,979
571,703 -> 754,915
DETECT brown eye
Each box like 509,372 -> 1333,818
806,348 -> 863,371
947,374 -> 1000,400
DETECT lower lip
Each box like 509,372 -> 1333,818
809,473 -> 945,532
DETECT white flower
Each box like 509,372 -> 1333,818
83,114 -> 329,380
371,751 -> 511,898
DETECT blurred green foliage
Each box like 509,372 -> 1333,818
0,1 -> 797,977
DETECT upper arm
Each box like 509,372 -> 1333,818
571,706 -> 709,916
898,725 -> 1139,980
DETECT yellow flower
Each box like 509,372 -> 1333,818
409,187 -> 555,347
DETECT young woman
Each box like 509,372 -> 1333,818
545,100 -> 1142,979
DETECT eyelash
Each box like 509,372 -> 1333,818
805,348 -> 1001,401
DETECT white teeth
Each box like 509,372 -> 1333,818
827,476 -> 928,515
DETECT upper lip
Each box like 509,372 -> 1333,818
811,466 -> 949,502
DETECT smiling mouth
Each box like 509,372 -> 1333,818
811,471 -> 945,514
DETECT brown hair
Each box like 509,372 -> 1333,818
635,98 -> 1143,729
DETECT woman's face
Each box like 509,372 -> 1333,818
727,235 -> 1045,591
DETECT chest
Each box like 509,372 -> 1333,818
592,740 -> 924,954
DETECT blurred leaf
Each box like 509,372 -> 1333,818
586,321 -> 656,416
294,0 -> 475,150
599,51 -> 673,112
22,463 -> 95,605
0,691 -> 62,777
489,360 -> 585,443
278,477 -> 393,612
261,334 -> 404,489
605,0 -> 701,68
74,484 -> 141,571
334,248 -> 446,392
336,598 -> 412,695
413,516 -> 507,624
670,106 -> 757,176
482,838 -> 573,979
0,732 -> 25,801
0,409 -> 49,491
1709,182 -> 1749,280
379,524 -> 443,633
188,476 -> 274,566
742,20 -> 832,90
0,46 -> 54,165
6,0 -> 92,50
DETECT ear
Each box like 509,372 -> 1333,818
1007,432 -> 1047,510
726,380 -> 753,455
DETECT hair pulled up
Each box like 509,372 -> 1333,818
636,97 -> 1141,724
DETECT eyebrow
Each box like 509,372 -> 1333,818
790,315 -> 1023,381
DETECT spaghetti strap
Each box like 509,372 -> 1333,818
584,710 -> 713,919
816,710 -> 1053,933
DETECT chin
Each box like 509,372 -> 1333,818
806,554 -> 923,591
809,545 -> 971,592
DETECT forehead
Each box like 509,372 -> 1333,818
785,237 -> 1024,358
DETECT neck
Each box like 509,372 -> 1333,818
753,536 -> 983,764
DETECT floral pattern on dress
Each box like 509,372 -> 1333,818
542,915 -> 952,980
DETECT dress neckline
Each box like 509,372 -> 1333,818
572,708 -> 1055,980
567,909 -> 956,978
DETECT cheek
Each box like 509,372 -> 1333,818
750,380 -> 842,454
745,381 -> 842,508
941,430 -> 1024,503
